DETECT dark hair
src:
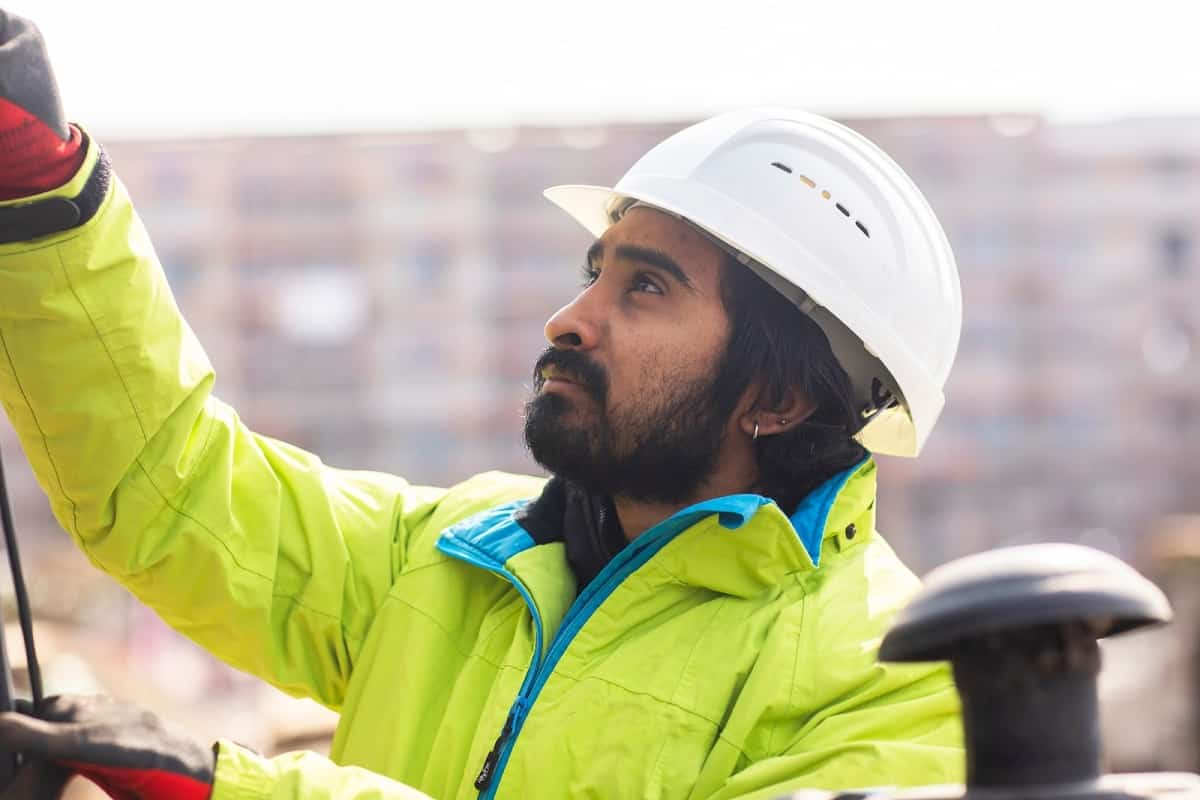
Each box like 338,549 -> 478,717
712,255 -> 869,515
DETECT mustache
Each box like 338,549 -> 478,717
532,347 -> 609,401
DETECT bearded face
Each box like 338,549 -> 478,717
523,344 -> 735,506
521,206 -> 744,506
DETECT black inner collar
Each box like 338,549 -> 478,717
516,477 -> 628,592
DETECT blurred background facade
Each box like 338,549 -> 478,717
1,114 -> 1198,782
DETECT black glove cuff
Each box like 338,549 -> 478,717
0,134 -> 110,244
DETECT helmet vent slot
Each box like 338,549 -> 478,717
769,162 -> 871,240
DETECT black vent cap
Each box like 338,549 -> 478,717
879,543 -> 1172,663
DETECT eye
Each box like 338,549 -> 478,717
580,265 -> 600,287
632,273 -> 665,295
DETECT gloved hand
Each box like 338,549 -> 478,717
0,9 -> 85,199
0,694 -> 215,800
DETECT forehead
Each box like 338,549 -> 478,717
598,206 -> 727,287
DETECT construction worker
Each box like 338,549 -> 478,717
0,10 -> 963,800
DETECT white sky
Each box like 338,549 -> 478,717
8,0 -> 1199,139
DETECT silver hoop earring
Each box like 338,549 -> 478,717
752,422 -> 760,441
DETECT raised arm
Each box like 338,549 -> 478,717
0,10 -> 447,709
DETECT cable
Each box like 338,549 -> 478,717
0,443 -> 41,707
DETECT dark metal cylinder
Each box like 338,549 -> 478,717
951,622 -> 1102,788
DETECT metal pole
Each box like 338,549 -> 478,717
0,442 -> 40,786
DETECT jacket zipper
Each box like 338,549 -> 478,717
473,516 -> 687,798
474,696 -> 525,790
448,495 -> 769,798
435,530 -> 547,797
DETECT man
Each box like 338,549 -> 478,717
0,10 -> 963,800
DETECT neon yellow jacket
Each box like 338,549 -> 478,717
0,136 -> 962,799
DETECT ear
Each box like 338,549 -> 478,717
737,388 -> 817,440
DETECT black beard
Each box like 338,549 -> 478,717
522,347 -> 731,506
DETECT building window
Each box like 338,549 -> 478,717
1161,227 -> 1191,278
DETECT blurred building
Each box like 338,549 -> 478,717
852,115 -> 1200,571
1100,514 -> 1200,773
0,113 -> 1198,771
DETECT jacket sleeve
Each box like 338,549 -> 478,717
0,134 -> 447,709
211,742 -> 436,800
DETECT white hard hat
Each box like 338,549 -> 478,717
544,108 -> 962,457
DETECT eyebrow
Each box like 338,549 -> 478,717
587,241 -> 696,291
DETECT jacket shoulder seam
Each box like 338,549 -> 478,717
128,455 -> 347,631
553,671 -> 726,729
380,593 -> 509,669
716,732 -> 751,762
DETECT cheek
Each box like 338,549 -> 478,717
606,303 -> 730,398
653,311 -> 729,370
611,338 -> 719,403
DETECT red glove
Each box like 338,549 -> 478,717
0,11 -> 85,200
0,695 -> 215,800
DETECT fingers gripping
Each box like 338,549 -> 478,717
0,695 -> 214,800
0,712 -> 91,763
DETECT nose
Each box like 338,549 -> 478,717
544,288 -> 603,351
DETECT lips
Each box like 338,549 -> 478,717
540,367 -> 582,386
531,347 -> 608,402
540,371 -> 590,399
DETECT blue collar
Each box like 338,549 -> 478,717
438,457 -> 870,570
